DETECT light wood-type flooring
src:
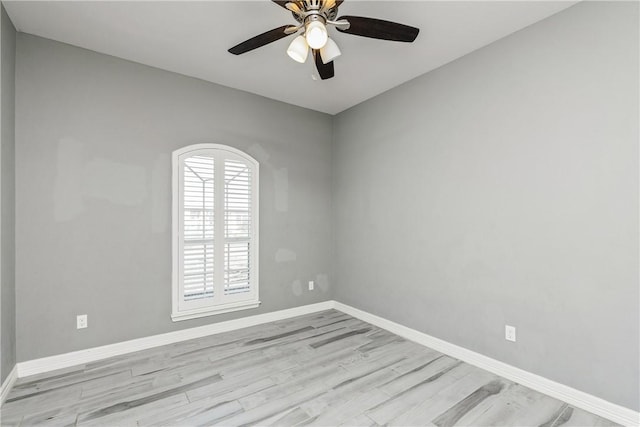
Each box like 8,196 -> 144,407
1,310 -> 620,426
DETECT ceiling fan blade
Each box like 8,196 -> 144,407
336,16 -> 419,42
271,0 -> 290,9
228,26 -> 292,55
313,49 -> 335,80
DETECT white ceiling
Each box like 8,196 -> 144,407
4,1 -> 577,115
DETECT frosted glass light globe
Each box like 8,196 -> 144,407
287,35 -> 309,63
305,21 -> 328,49
320,38 -> 341,64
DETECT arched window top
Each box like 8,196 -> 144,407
173,143 -> 259,168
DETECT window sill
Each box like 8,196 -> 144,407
171,300 -> 261,322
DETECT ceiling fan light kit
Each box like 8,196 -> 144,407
228,0 -> 420,80
287,35 -> 309,63
320,37 -> 341,64
305,19 -> 328,49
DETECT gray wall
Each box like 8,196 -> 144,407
332,1 -> 639,411
15,34 -> 333,361
0,4 -> 16,385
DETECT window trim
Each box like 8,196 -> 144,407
171,143 -> 260,322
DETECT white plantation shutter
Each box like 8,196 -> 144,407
183,156 -> 214,303
224,159 -> 252,296
172,144 -> 259,321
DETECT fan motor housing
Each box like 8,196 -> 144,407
291,1 -> 338,24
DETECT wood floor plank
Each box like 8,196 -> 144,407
15,375 -> 172,425
367,363 -> 486,425
2,309 -> 621,427
21,410 -> 79,427
308,389 -> 390,425
431,378 -> 508,427
377,355 -> 461,396
300,367 -> 401,420
385,369 -> 498,426
553,406 -> 622,427
218,384 -> 326,426
75,373 -> 222,424
462,383 -> 568,426
389,348 -> 444,374
2,384 -> 83,419
0,411 -> 23,427
77,393 -> 189,427
259,407 -> 308,426
186,372 -> 276,404
138,377 -> 274,426
155,400 -> 243,427
238,364 -> 346,411
337,413 -> 380,427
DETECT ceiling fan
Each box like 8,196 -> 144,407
228,0 -> 420,80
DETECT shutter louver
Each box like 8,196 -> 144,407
183,156 -> 214,301
224,160 -> 251,295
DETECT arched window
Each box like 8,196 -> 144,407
172,144 -> 259,321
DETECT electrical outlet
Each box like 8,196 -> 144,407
505,325 -> 516,342
308,281 -> 314,291
77,314 -> 88,329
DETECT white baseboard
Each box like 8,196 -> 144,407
0,364 -> 18,406
10,299 -> 639,426
16,300 -> 334,378
334,301 -> 640,427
